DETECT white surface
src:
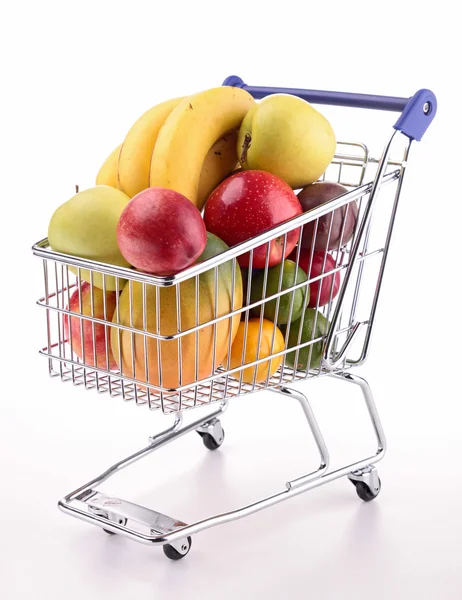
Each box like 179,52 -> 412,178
1,1 -> 461,598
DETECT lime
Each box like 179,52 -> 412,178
285,309 -> 329,371
250,260 -> 308,324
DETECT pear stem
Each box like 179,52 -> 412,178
240,133 -> 252,165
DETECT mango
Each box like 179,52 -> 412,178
48,185 -> 131,290
285,309 -> 329,371
111,233 -> 243,392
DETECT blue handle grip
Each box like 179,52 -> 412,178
223,75 -> 437,142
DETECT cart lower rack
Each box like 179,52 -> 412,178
32,76 -> 436,560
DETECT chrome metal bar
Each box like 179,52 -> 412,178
345,193 -> 370,335
330,372 -> 387,455
43,259 -> 53,376
270,386 -> 329,489
238,248 -> 254,393
114,276 -> 124,400
155,284 -> 163,407
278,225 -> 305,384
325,198 -> 351,365
61,401 -> 228,505
32,172 -> 399,287
36,247 -> 384,341
194,273 -> 200,407
210,266 -> 219,394
65,266 -> 76,384
59,375 -> 384,546
264,234 -> 288,384
327,322 -> 365,367
346,141 -> 412,366
252,241 -> 271,389
54,262 -> 64,380
142,282 -> 151,407
323,131 -> 400,371
222,257 -> 237,399
292,219 -> 318,376
102,272 -> 112,393
175,281 -> 183,410
40,329 -> 331,395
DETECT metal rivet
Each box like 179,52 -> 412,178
423,102 -> 431,115
181,544 -> 188,552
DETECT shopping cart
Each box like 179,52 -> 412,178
32,76 -> 436,560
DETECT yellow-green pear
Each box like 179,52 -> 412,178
48,185 -> 131,290
237,94 -> 336,189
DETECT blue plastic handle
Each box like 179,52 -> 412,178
223,75 -> 437,142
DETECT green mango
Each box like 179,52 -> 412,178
285,309 -> 329,371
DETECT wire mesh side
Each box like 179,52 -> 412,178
35,142 -> 404,414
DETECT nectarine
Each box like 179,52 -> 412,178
65,282 -> 118,370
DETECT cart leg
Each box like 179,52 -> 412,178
330,372 -> 386,501
58,399 -> 231,560
147,410 -> 183,444
270,386 -> 330,489
58,375 -> 387,555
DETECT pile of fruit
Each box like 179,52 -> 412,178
48,85 -> 359,390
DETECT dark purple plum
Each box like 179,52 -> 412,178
298,182 -> 358,251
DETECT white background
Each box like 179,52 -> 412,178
1,1 -> 461,599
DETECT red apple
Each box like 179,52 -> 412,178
297,182 -> 358,251
203,170 -> 302,268
65,282 -> 118,369
117,187 -> 207,276
290,249 -> 341,308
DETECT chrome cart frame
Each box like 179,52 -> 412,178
32,76 -> 436,560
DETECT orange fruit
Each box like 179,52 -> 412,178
229,318 -> 285,383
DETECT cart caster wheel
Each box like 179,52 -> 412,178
200,430 -> 225,451
348,466 -> 381,502
350,477 -> 381,502
102,517 -> 127,535
163,537 -> 192,561
197,419 -> 224,450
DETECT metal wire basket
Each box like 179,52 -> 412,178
32,77 -> 437,560
33,140 -> 398,412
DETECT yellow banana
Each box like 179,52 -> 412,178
150,87 -> 255,208
96,132 -> 238,205
117,97 -> 183,197
197,129 -> 239,209
96,144 -> 122,187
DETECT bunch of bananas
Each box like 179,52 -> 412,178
96,87 -> 255,210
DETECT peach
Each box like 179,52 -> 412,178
65,282 -> 118,370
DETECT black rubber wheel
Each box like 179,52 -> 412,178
102,517 -> 127,535
352,478 -> 381,502
163,537 -> 192,561
199,430 -> 225,450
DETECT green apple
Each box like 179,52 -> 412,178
237,94 -> 336,189
48,185 -> 131,290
